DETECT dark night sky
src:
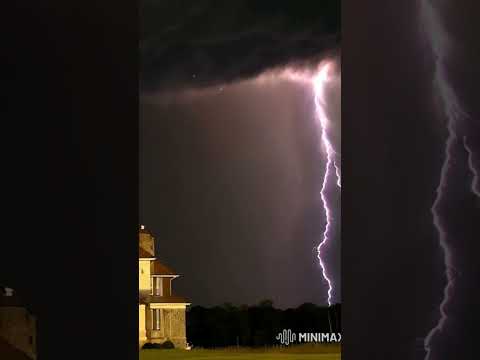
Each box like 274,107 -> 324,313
342,2 -> 480,359
139,0 -> 480,357
3,1 -> 479,359
141,0 -> 339,92
140,73 -> 341,308
140,0 -> 340,309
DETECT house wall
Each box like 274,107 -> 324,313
162,278 -> 171,296
139,304 -> 146,346
167,308 -> 187,348
147,306 -> 187,349
139,260 -> 152,294
0,307 -> 36,359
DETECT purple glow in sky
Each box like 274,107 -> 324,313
141,59 -> 341,307
265,61 -> 341,306
420,1 -> 470,359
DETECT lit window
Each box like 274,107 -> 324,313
155,278 -> 163,296
152,309 -> 161,330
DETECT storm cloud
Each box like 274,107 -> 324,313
141,0 -> 340,92
139,0 -> 341,308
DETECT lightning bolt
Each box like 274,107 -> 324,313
463,136 -> 480,198
313,62 -> 341,306
255,62 -> 341,306
334,161 -> 341,188
424,101 -> 456,360
420,1 -> 468,359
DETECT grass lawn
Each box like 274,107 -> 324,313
140,346 -> 341,360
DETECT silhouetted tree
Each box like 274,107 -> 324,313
186,302 -> 341,348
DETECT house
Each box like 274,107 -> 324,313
0,287 -> 36,360
138,226 -> 190,349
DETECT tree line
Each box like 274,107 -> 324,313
186,300 -> 341,348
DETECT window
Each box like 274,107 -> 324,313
155,277 -> 163,296
152,309 -> 161,330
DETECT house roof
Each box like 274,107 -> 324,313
139,247 -> 155,259
151,260 -> 178,276
139,226 -> 156,257
140,294 -> 189,304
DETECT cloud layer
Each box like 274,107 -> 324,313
141,0 -> 340,92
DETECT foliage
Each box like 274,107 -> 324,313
142,340 -> 175,349
186,300 -> 341,348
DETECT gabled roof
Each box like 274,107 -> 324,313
151,259 -> 178,276
139,247 -> 155,259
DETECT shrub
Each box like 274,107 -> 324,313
161,340 -> 175,349
141,340 -> 175,350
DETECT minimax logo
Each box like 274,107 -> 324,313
275,329 -> 296,346
276,330 -> 341,345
